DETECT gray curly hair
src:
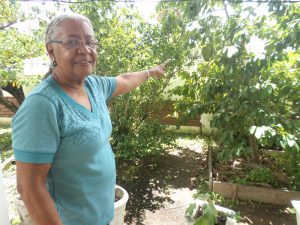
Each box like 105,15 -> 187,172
44,13 -> 94,78
45,13 -> 93,43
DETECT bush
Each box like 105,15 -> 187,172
0,126 -> 12,162
110,86 -> 175,160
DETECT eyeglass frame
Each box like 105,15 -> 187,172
49,38 -> 99,49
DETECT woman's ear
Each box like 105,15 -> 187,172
46,43 -> 54,59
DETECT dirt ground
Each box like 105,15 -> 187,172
117,137 -> 296,225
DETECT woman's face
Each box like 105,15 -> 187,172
47,18 -> 97,82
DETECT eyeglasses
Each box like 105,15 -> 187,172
50,38 -> 99,49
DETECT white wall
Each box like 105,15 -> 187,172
200,113 -> 218,135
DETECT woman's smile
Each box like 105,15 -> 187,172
73,59 -> 92,65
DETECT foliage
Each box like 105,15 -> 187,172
0,125 -> 12,163
0,0 -> 45,78
0,0 -> 45,111
0,131 -> 11,151
233,166 -> 278,187
186,203 -> 197,217
274,151 -> 300,190
110,96 -> 174,159
185,198 -> 218,225
186,193 -> 238,225
194,200 -> 218,225
0,29 -> 44,81
158,1 -> 300,187
0,0 -> 22,28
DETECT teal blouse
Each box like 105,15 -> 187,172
12,75 -> 117,225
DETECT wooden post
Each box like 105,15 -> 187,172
249,134 -> 260,163
208,137 -> 213,191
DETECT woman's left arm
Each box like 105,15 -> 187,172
113,61 -> 169,97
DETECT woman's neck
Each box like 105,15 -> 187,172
52,72 -> 91,111
52,72 -> 85,93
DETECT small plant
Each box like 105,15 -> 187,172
185,194 -> 237,225
194,200 -> 218,225
232,167 -> 278,187
247,167 -> 277,185
0,127 -> 12,163
275,151 -> 300,190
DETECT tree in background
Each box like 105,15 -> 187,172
0,0 -> 45,112
157,1 -> 300,189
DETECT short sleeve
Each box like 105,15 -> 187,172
12,94 -> 60,164
88,76 -> 116,102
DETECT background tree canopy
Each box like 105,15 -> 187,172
0,0 -> 44,110
156,0 -> 300,188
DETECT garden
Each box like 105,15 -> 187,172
1,0 -> 300,225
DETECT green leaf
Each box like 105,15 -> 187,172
204,201 -> 218,221
195,213 -> 215,225
185,203 -> 196,217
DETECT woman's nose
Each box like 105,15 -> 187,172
77,41 -> 91,53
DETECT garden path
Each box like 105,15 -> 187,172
119,136 -> 296,225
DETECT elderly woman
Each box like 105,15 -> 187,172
12,13 -> 167,225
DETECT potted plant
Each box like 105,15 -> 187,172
111,185 -> 129,225
185,197 -> 237,225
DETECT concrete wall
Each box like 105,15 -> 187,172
200,113 -> 218,135
153,102 -> 201,127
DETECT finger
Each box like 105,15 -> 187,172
161,59 -> 171,67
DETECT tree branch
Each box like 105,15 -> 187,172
2,82 -> 25,105
0,95 -> 18,113
0,19 -> 26,30
222,0 -> 230,20
0,21 -> 17,30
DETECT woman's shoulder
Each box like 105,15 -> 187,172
85,75 -> 116,101
86,75 -> 116,89
25,77 -> 59,105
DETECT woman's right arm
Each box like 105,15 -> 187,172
16,161 -> 63,225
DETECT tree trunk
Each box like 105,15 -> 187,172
249,134 -> 260,163
0,96 -> 18,113
2,83 -> 25,105
0,83 -> 24,113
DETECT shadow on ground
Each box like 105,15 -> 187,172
116,146 -> 204,225
116,139 -> 296,225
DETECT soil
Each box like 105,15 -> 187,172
117,136 -> 296,225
